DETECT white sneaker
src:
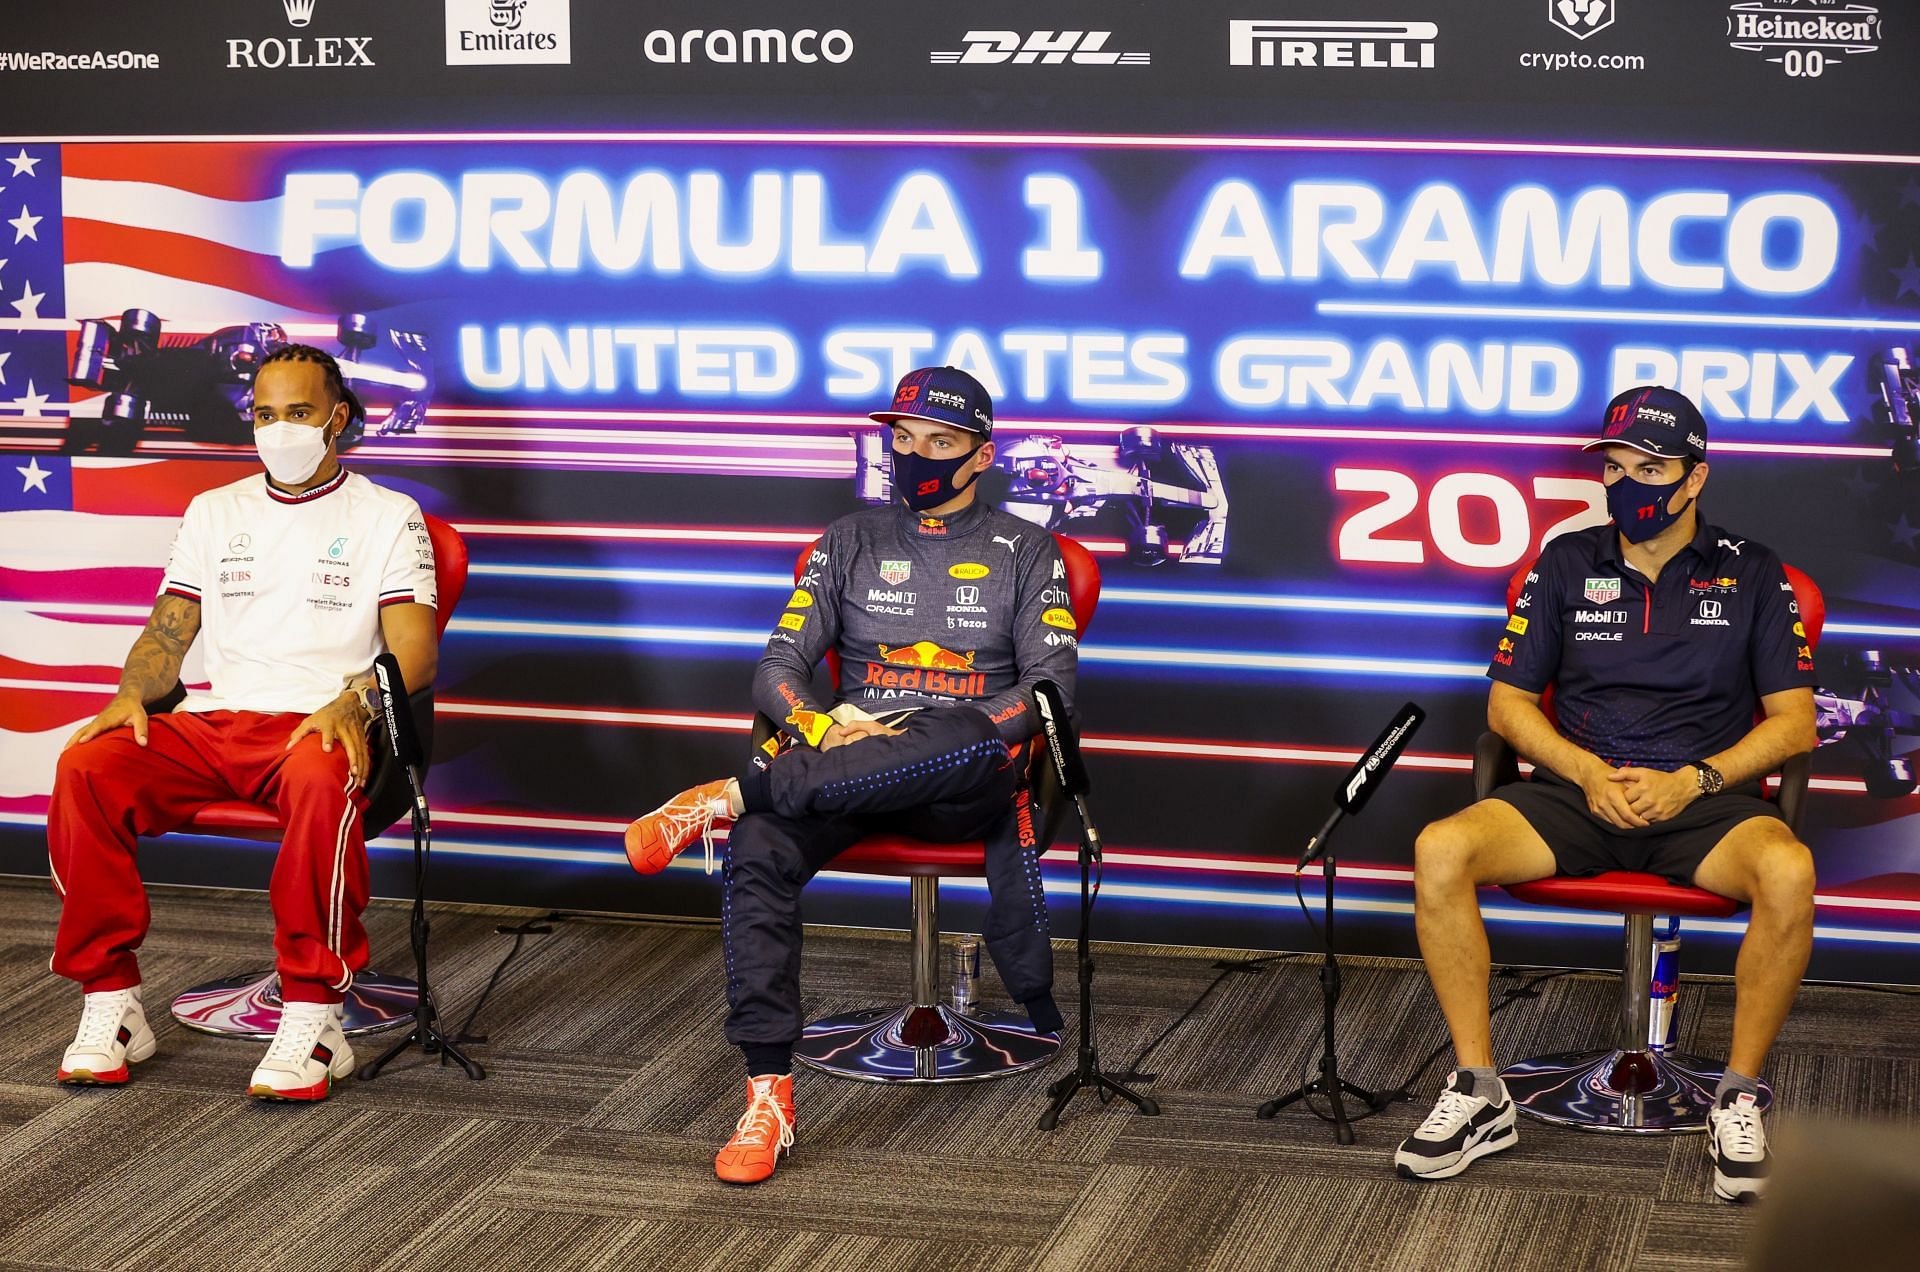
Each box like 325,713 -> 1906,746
1707,1089 -> 1771,1203
1393,1069 -> 1519,1180
248,1001 -> 355,1102
57,986 -> 157,1086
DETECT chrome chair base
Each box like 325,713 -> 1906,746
1501,1047 -> 1771,1134
795,1003 -> 1060,1083
170,970 -> 418,1039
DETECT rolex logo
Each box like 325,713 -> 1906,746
283,0 -> 317,27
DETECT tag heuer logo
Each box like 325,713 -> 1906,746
1584,576 -> 1622,604
879,559 -> 912,586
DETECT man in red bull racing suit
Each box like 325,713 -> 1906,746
624,366 -> 1078,1184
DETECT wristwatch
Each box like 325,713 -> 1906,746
1692,760 -> 1725,797
351,681 -> 380,727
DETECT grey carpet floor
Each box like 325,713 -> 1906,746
0,876 -> 1914,1271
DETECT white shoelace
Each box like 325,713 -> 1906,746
72,994 -> 132,1052
263,1010 -> 330,1068
656,795 -> 728,875
1714,1102 -> 1764,1158
1417,1089 -> 1483,1137
733,1084 -> 794,1153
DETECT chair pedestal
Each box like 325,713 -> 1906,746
1500,913 -> 1771,1133
170,970 -> 418,1040
794,876 -> 1060,1083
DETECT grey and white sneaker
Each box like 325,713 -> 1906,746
1707,1089 -> 1770,1203
1394,1069 -> 1519,1180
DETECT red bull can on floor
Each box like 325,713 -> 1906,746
1648,916 -> 1682,1051
949,937 -> 981,1012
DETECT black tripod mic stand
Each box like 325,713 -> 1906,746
358,654 -> 484,1082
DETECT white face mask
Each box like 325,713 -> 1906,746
254,420 -> 333,485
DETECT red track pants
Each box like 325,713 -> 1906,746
48,710 -> 370,1004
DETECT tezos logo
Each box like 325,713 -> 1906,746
229,0 -> 375,69
929,31 -> 1151,66
446,0 -> 571,65
1550,0 -> 1615,40
1229,19 -> 1437,69
643,28 -> 854,64
1725,2 -> 1881,78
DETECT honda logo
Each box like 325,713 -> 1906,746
1698,599 -> 1722,619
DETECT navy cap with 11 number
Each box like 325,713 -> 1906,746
869,366 -> 994,439
1581,384 -> 1708,462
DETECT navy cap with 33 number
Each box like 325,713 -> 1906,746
869,365 -> 994,439
1581,385 -> 1708,462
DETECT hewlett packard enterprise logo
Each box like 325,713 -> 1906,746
1229,19 -> 1437,69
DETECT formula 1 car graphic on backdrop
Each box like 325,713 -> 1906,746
1816,650 -> 1920,799
856,426 -> 1229,566
63,309 -> 433,456
1869,348 -> 1920,478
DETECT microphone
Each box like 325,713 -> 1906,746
1300,702 -> 1425,867
1032,680 -> 1088,798
372,653 -> 427,816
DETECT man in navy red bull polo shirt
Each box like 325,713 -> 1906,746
621,367 -> 1074,1185
1394,386 -> 1818,1204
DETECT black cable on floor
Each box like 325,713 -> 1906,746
448,908 -> 724,1045
1112,951 -> 1304,1084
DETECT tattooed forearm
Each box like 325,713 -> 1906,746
115,595 -> 201,702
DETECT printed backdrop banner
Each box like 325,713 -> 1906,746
1,1 -> 1917,984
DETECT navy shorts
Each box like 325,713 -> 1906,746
1488,769 -> 1783,886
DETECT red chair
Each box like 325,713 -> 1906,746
748,533 -> 1100,1083
1476,559 -> 1824,1132
160,514 -> 469,1040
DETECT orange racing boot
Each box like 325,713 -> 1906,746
715,1074 -> 795,1185
624,778 -> 733,875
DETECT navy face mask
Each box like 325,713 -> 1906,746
1607,471 -> 1694,544
891,442 -> 982,512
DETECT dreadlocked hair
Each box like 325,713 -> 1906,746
259,344 -> 362,423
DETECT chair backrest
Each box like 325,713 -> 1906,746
424,513 -> 469,633
791,531 -> 1102,691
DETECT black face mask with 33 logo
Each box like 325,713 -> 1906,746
891,443 -> 982,513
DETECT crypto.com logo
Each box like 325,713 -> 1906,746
1550,0 -> 1616,40
929,31 -> 1151,66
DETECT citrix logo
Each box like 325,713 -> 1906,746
930,31 -> 1151,65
